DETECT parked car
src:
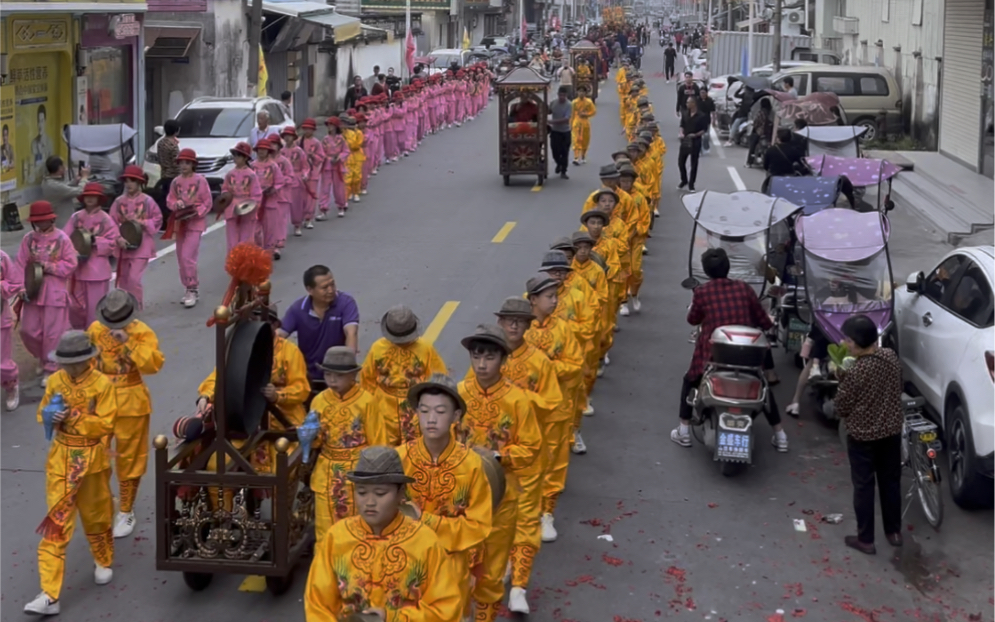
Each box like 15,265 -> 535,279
769,65 -> 903,141
894,246 -> 994,509
143,96 -> 294,196
424,49 -> 478,75
751,60 -> 821,78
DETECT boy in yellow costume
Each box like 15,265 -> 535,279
582,206 -> 626,369
458,324 -> 542,622
86,289 -> 164,539
399,373 -> 493,617
571,85 -> 596,165
26,331 -> 118,617
570,231 -> 612,374
341,114 -> 365,203
309,346 -> 392,542
304,445 -> 462,622
617,162 -> 652,315
360,305 -> 447,444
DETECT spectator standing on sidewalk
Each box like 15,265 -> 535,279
698,87 -> 715,155
155,120 -> 181,226
836,314 -> 905,555
548,87 -> 573,180
676,97 -> 708,191
41,157 -> 89,219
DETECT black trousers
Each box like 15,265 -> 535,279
156,176 -> 176,230
846,434 -> 903,544
678,140 -> 701,186
549,131 -> 571,173
665,61 -> 675,80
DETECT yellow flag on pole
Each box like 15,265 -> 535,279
462,26 -> 470,50
257,44 -> 269,97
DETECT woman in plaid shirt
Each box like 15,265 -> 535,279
671,248 -> 789,452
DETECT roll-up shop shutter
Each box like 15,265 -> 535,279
939,0 -> 984,168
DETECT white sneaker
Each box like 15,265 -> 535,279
808,365 -> 824,380
293,227 -> 303,237
371,169 -> 378,176
338,208 -> 346,218
94,564 -> 113,585
654,208 -> 660,217
632,296 -> 642,313
619,302 -> 630,317
315,212 -> 327,221
572,159 -> 580,165
597,361 -> 606,377
604,353 -> 611,366
113,511 -> 135,538
670,427 -> 692,448
572,431 -> 587,454
508,587 -> 530,614
23,592 -> 59,616
583,398 -> 595,416
772,433 -> 789,453
541,513 -> 558,542
361,189 -> 368,195
353,195 -> 361,203
304,220 -> 314,229
5,382 -> 19,411
181,289 -> 198,309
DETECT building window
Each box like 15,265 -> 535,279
859,76 -> 889,96
485,14 -> 503,36
86,46 -> 134,126
815,75 -> 855,96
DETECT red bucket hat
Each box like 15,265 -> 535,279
300,118 -> 317,130
354,113 -> 367,123
393,91 -> 404,100
79,182 -> 107,204
230,141 -> 253,158
27,200 -> 57,223
327,117 -> 341,128
280,126 -> 298,137
254,138 -> 272,152
176,148 -> 198,163
266,133 -> 282,147
120,164 -> 146,182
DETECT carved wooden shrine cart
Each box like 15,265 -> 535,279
153,279 -> 315,596
570,40 -> 601,101
496,66 -> 551,187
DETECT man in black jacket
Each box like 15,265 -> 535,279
675,72 -> 701,117
344,75 -> 367,110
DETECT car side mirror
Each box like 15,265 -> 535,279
681,276 -> 700,290
906,271 -> 925,294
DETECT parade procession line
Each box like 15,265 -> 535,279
491,221 -> 517,243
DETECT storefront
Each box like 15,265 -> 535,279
81,13 -> 142,127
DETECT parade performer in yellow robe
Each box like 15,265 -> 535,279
582,206 -> 626,360
26,331 -> 117,617
309,346 -> 392,542
341,115 -> 365,202
571,230 -> 612,380
304,446 -> 462,622
618,164 -> 652,312
86,290 -> 164,539
399,373 -> 493,616
359,305 -> 447,444
571,85 -> 596,164
458,325 -> 543,621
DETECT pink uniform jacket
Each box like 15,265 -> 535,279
63,209 -> 119,282
109,192 -> 163,259
166,173 -> 213,232
221,167 -> 263,219
17,229 -> 78,307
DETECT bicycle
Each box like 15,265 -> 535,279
900,395 -> 944,530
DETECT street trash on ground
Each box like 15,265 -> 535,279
792,519 -> 807,532
822,513 -> 843,524
597,534 -> 614,542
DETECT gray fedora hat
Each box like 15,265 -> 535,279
526,273 -> 559,297
540,250 -> 573,272
407,372 -> 467,415
381,305 -> 420,344
460,323 -> 511,354
617,163 -> 638,178
598,165 -> 621,179
50,330 -> 99,364
320,346 -> 362,373
581,208 -> 611,225
96,289 -> 138,329
494,296 -> 535,320
549,236 -> 575,252
571,230 -> 595,246
347,446 -> 415,485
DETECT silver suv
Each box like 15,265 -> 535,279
143,96 -> 294,195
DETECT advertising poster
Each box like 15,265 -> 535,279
12,52 -> 61,195
0,84 -> 16,192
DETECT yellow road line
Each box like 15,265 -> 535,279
491,221 -> 517,243
422,301 -> 460,345
238,575 -> 267,592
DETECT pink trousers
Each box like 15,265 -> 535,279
331,167 -> 347,208
116,258 -> 149,309
394,129 -> 407,154
175,227 -> 202,289
225,214 -> 259,254
304,180 -> 319,220
20,303 -> 70,373
289,186 -> 306,227
262,208 -> 285,251
384,131 -> 398,160
1,324 -> 17,389
70,279 -> 110,330
318,170 -> 333,213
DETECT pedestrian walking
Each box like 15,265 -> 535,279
249,110 -> 271,149
559,60 -> 576,99
154,120 -> 180,227
677,96 -> 709,191
221,141 -> 263,254
836,314 -> 905,555
25,330 -> 117,617
1,249 -> 22,411
86,289 -> 164,539
548,86 -> 573,179
108,165 -> 162,309
664,43 -> 677,82
163,148 -> 212,309
675,71 -> 702,117
571,85 -> 596,164
64,183 -> 119,330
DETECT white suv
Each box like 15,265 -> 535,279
894,246 -> 994,509
143,97 -> 294,196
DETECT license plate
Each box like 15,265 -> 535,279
716,431 -> 751,460
919,431 -> 937,443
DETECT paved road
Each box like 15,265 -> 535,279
2,46 -> 992,622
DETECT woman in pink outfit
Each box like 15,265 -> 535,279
383,97 -> 399,162
298,118 -> 324,229
1,249 -> 22,410
403,92 -> 417,153
392,92 -> 408,157
221,141 -> 263,254
64,183 -> 120,330
356,102 -> 376,186
109,165 -> 162,309
164,148 -> 213,308
281,127 -> 308,236
433,76 -> 446,132
266,133 -> 294,257
323,118 -> 350,216
17,201 -> 78,380
251,138 -> 286,258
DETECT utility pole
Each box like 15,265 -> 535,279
772,0 -> 782,72
247,0 -> 264,93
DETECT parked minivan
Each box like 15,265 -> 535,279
770,65 -> 902,141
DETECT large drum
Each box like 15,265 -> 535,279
224,320 -> 274,434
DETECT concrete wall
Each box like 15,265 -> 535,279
333,37 -> 403,110
837,0 -> 944,147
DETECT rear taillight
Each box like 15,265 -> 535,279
711,82 -> 725,89
986,351 -> 993,382
708,375 -> 763,400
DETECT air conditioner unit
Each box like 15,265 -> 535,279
833,16 -> 859,35
785,8 -> 803,24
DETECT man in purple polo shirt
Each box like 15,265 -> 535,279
279,265 -> 360,384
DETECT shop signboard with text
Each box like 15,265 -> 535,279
0,85 -> 16,192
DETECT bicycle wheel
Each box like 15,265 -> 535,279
911,440 -> 944,530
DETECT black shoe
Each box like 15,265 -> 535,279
560,172 -> 569,180
677,182 -> 687,190
688,185 -> 695,192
